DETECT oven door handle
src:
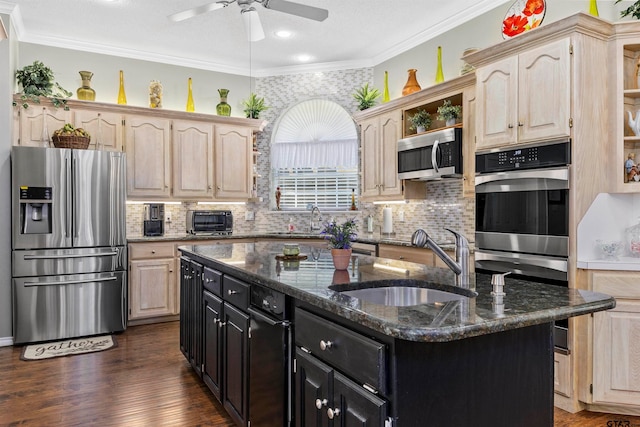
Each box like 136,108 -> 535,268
475,251 -> 568,273
475,167 -> 569,188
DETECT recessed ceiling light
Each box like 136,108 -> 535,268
275,30 -> 292,38
297,54 -> 312,62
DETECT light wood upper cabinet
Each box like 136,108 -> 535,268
172,121 -> 214,199
215,125 -> 252,199
15,105 -> 73,147
74,110 -> 123,151
125,116 -> 172,198
476,37 -> 571,150
359,111 -> 403,201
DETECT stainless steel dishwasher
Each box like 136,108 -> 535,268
248,284 -> 292,427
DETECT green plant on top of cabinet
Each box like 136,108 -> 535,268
402,93 -> 463,137
475,37 -> 571,150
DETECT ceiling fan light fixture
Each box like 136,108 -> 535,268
241,7 -> 265,42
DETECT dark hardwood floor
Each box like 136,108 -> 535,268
0,321 -> 638,426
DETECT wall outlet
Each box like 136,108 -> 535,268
245,211 -> 255,221
165,212 -> 172,223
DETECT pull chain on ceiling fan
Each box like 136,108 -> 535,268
169,0 -> 328,42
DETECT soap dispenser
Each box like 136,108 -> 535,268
491,272 -> 510,317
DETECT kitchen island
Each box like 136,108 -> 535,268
179,241 -> 615,427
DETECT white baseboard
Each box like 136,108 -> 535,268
0,336 -> 14,347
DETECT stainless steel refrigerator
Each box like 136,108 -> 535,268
11,146 -> 127,344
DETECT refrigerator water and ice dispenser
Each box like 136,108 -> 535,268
19,186 -> 52,235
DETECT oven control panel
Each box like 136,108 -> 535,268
476,141 -> 570,173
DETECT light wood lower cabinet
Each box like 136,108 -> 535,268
128,242 -> 178,323
378,244 -> 474,272
588,271 -> 640,411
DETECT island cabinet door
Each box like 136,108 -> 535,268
295,348 -> 333,427
203,290 -> 223,401
223,303 -> 250,427
333,371 -> 387,427
189,260 -> 204,378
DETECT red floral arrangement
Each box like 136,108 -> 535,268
502,0 -> 545,39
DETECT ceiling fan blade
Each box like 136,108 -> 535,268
168,1 -> 231,22
241,8 -> 265,42
262,0 -> 328,21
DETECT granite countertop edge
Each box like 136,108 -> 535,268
179,244 -> 615,343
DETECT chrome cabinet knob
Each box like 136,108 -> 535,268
518,121 -> 524,127
315,398 -> 327,410
151,250 -> 156,254
319,340 -> 333,351
228,289 -> 238,296
327,408 -> 340,419
508,124 -> 514,129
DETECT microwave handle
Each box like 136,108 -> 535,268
431,139 -> 440,173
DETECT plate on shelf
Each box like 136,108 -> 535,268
502,0 -> 546,40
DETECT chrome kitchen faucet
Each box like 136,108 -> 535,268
412,228 -> 472,290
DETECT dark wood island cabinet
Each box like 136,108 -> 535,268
178,242 -> 614,427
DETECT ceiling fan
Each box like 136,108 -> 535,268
169,0 -> 329,42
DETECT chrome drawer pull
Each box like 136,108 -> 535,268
327,408 -> 340,419
315,398 -> 327,410
319,340 -> 333,351
228,289 -> 238,296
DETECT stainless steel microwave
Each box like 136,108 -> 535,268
186,210 -> 233,235
397,127 -> 463,180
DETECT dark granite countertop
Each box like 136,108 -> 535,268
127,232 -> 462,251
178,241 -> 615,343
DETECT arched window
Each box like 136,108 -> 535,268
271,99 -> 358,210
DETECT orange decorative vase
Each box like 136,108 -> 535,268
331,248 -> 352,270
402,69 -> 421,96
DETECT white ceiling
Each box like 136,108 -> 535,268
2,0 -> 510,76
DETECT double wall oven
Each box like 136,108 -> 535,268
475,140 -> 571,351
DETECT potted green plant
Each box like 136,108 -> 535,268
408,109 -> 431,133
15,61 -> 72,109
353,83 -> 381,111
242,93 -> 269,119
616,0 -> 640,19
437,100 -> 462,126
321,218 -> 357,270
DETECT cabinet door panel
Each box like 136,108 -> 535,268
173,121 -> 214,198
203,291 -> 223,401
378,112 -> 402,197
125,116 -> 171,198
593,300 -> 640,405
476,56 -> 518,149
223,303 -> 250,426
18,106 -> 73,147
215,125 -> 252,199
295,348 -> 332,427
334,372 -> 387,427
518,38 -> 571,143
129,259 -> 176,319
75,110 -> 123,151
360,119 -> 379,199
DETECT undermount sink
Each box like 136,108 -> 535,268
330,280 -> 476,307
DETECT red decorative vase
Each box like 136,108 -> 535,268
331,248 -> 352,270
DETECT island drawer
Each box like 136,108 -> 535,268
295,308 -> 386,392
129,242 -> 175,260
204,267 -> 222,297
222,275 -> 249,310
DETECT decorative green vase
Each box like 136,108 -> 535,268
216,89 -> 231,116
117,70 -> 127,105
186,78 -> 195,112
435,46 -> 445,84
383,71 -> 390,103
77,71 -> 96,101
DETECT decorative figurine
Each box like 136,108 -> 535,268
275,186 -> 282,210
626,152 -> 638,182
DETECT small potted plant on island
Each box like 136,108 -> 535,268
437,100 -> 462,127
15,60 -> 72,109
353,83 -> 381,111
321,218 -> 357,270
408,109 -> 431,134
242,93 -> 269,119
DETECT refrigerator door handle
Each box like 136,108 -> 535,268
23,250 -> 119,260
65,156 -> 71,238
73,156 -> 79,239
24,276 -> 119,287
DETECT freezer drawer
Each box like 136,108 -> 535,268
12,246 -> 127,278
13,271 -> 127,344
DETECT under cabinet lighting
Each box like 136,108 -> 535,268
198,201 -> 246,206
126,201 -> 182,205
372,200 -> 408,205
373,262 -> 410,275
